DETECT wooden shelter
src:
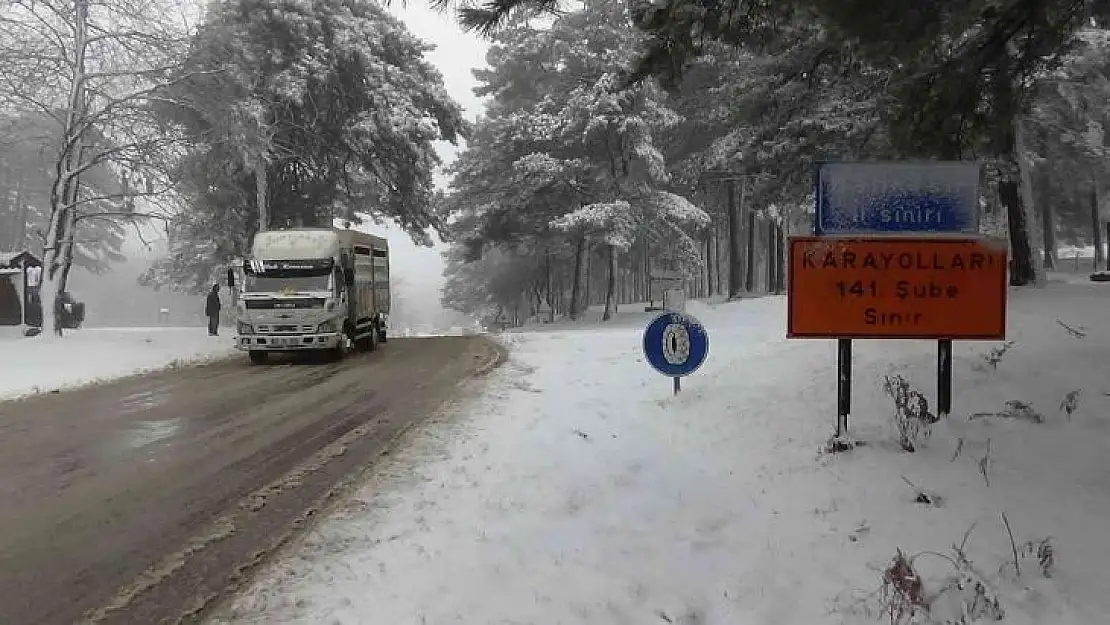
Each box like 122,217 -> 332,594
0,251 -> 42,326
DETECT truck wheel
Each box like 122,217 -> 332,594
329,335 -> 349,362
248,351 -> 268,365
378,327 -> 388,343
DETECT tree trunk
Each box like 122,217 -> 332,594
568,234 -> 588,320
255,157 -> 269,232
619,256 -> 627,304
631,241 -> 640,303
1041,193 -> 1056,270
999,179 -> 1036,286
553,262 -> 563,316
584,248 -> 592,308
727,179 -> 743,299
10,178 -> 26,250
745,205 -> 756,292
0,169 -> 9,250
1091,187 -> 1104,269
710,224 -> 717,296
776,223 -> 786,293
1105,222 -> 1110,271
716,220 -> 724,295
704,229 -> 714,297
544,249 -> 554,322
629,244 -> 638,303
1001,120 -> 1037,287
1016,121 -> 1044,285
602,244 -> 618,321
58,200 -> 79,294
39,0 -> 89,337
58,141 -> 89,303
766,217 -> 776,292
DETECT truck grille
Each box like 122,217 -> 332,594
244,298 -> 325,309
257,324 -> 315,334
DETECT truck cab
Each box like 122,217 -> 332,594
231,228 -> 390,364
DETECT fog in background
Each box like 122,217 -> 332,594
67,222 -> 476,331
65,3 -> 490,332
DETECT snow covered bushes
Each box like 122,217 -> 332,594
848,517 -> 1057,624
881,374 -> 938,452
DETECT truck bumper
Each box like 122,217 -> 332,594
235,332 -> 343,351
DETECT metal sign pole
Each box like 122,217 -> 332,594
837,338 -> 852,436
938,339 -> 953,417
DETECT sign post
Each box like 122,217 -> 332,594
793,161 -> 1007,445
663,287 -> 687,393
643,311 -> 709,396
837,338 -> 852,437
938,339 -> 953,416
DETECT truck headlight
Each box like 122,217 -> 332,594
317,319 -> 337,334
237,322 -> 253,334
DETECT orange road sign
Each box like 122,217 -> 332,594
788,236 -> 1008,340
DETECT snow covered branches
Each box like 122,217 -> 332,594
552,200 -> 637,249
439,0 -> 715,322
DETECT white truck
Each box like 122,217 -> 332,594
228,227 -> 390,364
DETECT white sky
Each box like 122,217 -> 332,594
366,1 -> 491,312
388,1 -> 491,161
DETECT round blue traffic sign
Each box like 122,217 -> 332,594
642,312 -> 710,377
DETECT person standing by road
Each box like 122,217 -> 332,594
205,284 -> 222,336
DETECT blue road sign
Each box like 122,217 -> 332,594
643,312 -> 709,377
815,161 -> 980,235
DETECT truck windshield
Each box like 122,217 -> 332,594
243,274 -> 331,293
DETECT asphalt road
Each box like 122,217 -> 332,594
0,335 -> 504,625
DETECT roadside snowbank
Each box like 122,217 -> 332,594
212,281 -> 1110,625
0,327 -> 236,401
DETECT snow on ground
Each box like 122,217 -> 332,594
212,282 -> 1110,625
0,327 -> 236,401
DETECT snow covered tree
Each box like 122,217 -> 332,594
655,31 -> 889,298
0,0 -> 197,334
441,245 -> 538,326
0,112 -> 127,273
145,0 -> 467,293
460,0 -> 1110,286
443,0 -> 708,321
636,0 -> 1100,285
1026,27 -> 1110,269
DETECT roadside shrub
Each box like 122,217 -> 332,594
882,374 -> 937,452
973,341 -> 1015,372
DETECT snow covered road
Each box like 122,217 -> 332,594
0,336 -> 503,625
212,283 -> 1110,625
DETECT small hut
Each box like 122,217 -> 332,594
0,251 -> 42,326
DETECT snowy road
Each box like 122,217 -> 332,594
0,336 -> 504,625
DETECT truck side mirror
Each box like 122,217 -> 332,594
227,267 -> 235,289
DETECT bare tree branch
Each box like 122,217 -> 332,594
75,210 -> 174,223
